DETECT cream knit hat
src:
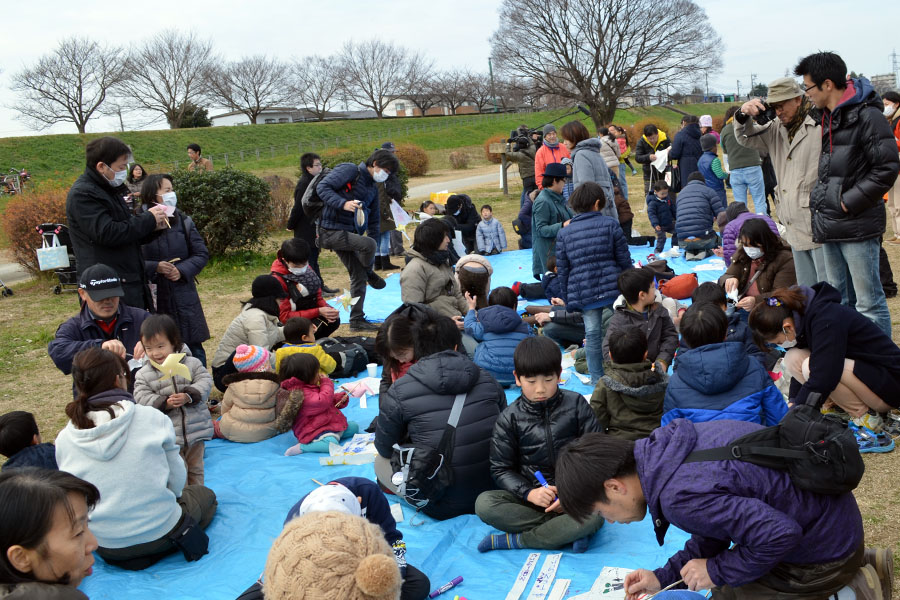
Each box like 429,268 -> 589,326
262,512 -> 401,600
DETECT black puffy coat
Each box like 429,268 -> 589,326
669,122 -> 703,187
287,172 -> 316,241
490,388 -> 601,500
374,350 -> 507,520
66,168 -> 158,309
141,208 -> 210,345
809,77 -> 900,243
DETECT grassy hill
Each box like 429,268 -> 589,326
0,104 -> 731,184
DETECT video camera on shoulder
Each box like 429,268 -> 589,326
507,126 -> 541,152
754,102 -> 778,125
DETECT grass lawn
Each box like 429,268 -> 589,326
0,163 -> 898,592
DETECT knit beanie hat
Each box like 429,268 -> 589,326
542,124 -> 557,136
700,133 -> 717,152
233,344 -> 272,373
252,274 -> 288,300
263,512 -> 401,600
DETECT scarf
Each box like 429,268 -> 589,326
544,141 -> 559,149
786,97 -> 811,143
391,361 -> 413,382
279,268 -> 322,310
423,250 -> 451,267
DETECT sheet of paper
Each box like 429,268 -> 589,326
390,503 -> 404,523
589,567 -> 635,599
651,147 -> 670,172
546,579 -> 569,600
525,553 -> 561,600
359,392 -> 368,409
505,552 -> 540,600
452,230 -> 467,258
389,199 -> 412,227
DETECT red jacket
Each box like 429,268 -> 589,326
285,376 -> 348,444
270,258 -> 327,323
534,143 -> 571,189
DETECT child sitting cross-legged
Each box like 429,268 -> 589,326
0,410 -> 57,471
281,353 -> 359,456
590,325 -> 667,441
274,317 -> 336,375
662,302 -> 787,426
475,336 -> 604,553
218,344 -> 299,443
602,267 -> 678,371
464,286 -> 532,386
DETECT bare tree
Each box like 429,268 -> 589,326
435,70 -> 471,115
292,55 -> 344,121
400,57 -> 437,116
118,29 -> 215,129
466,72 -> 495,113
339,39 -> 415,118
11,37 -> 126,133
490,0 -> 722,128
205,55 -> 293,124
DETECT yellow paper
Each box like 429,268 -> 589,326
149,353 -> 192,382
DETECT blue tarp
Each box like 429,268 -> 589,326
80,245 -> 726,600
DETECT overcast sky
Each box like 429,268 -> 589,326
1,0 -> 896,137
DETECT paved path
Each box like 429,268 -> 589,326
0,260 -> 30,287
407,171 -> 504,199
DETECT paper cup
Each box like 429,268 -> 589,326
366,363 -> 377,378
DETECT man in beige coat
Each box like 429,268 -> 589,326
733,77 -> 826,286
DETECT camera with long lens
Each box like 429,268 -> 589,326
754,102 -> 778,125
507,126 -> 541,152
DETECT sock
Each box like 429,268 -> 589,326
477,533 -> 522,553
511,281 -> 522,297
572,535 -> 591,554
284,443 -> 303,456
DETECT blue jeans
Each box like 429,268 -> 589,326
791,246 -> 826,287
376,231 -> 392,256
617,165 -> 629,201
822,239 -> 892,336
728,166 -> 768,216
583,305 -> 613,383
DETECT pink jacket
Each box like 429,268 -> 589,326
286,377 -> 348,443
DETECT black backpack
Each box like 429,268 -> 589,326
330,335 -> 381,365
684,403 -> 864,495
389,392 -> 467,511
300,167 -> 332,223
317,337 -> 368,379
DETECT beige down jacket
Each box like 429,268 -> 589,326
133,354 -> 214,447
211,304 -> 284,369
400,249 -> 468,317
599,136 -> 622,169
219,371 -> 299,443
733,113 -> 822,251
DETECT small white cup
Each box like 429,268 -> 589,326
366,363 -> 377,378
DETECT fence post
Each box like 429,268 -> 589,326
240,150 -> 245,161
256,149 -> 260,160
224,153 -> 228,166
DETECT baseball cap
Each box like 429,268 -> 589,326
79,264 -> 124,301
699,115 -> 712,127
380,141 -> 396,152
767,78 -> 803,103
297,483 -> 361,517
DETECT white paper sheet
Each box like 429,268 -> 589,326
525,553 -> 561,600
505,552 -> 540,600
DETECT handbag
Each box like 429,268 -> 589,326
389,392 -> 467,511
658,272 -> 698,299
36,233 -> 70,271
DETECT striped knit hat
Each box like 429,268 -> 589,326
233,344 -> 271,373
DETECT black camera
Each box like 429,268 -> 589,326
754,102 -> 778,125
507,126 -> 540,152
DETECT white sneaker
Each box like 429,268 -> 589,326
852,413 -> 884,434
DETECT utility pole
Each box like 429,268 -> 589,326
704,72 -> 709,99
892,49 -> 899,87
736,80 -> 741,100
750,73 -> 757,95
488,57 -> 498,113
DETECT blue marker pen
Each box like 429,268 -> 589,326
534,470 -> 557,502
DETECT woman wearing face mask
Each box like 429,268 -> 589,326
0,468 -> 99,599
884,91 -> 900,245
66,137 -> 169,310
749,284 -> 900,436
140,174 -> 211,366
720,217 -> 796,313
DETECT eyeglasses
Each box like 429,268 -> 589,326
803,83 -> 819,93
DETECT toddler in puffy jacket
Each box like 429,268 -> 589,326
464,286 -> 532,386
218,344 -> 299,444
281,353 -> 359,456
476,204 -> 507,255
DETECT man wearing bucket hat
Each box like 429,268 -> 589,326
733,77 -> 826,287
48,264 -> 150,381
531,163 -> 574,279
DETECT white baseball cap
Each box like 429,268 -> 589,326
297,483 -> 361,517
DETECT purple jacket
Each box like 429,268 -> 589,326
637,419 -> 862,588
722,213 -> 780,266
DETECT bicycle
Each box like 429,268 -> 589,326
1,167 -> 30,196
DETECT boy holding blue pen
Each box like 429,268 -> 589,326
474,336 -> 605,553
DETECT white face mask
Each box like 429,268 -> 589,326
781,327 -> 797,348
372,169 -> 389,183
885,104 -> 897,117
106,165 -> 127,187
289,265 -> 308,275
161,191 -> 177,207
744,246 -> 764,260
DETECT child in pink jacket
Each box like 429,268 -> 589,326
280,353 -> 359,456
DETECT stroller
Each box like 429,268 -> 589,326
35,223 -> 78,294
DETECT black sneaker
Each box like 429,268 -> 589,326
366,270 -> 386,289
380,258 -> 400,270
321,284 -> 340,296
350,319 -> 380,332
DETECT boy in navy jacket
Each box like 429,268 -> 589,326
646,180 -> 677,253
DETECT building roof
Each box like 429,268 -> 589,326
210,106 -> 299,119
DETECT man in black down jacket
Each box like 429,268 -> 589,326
475,337 -> 604,553
445,194 -> 480,254
66,137 -> 168,310
374,312 -> 507,520
286,153 -> 338,295
795,52 -> 900,336
669,115 -> 703,192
